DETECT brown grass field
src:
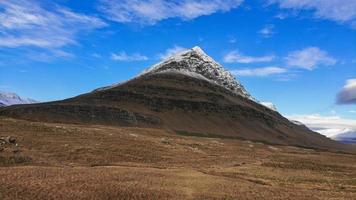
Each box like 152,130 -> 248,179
0,117 -> 355,199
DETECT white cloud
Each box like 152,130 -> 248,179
0,0 -> 106,48
224,50 -> 275,63
231,66 -> 287,77
287,114 -> 356,141
337,79 -> 356,104
111,52 -> 148,61
159,46 -> 188,59
285,47 -> 337,70
269,0 -> 356,26
258,24 -> 275,38
99,0 -> 244,25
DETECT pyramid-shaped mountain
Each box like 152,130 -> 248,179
0,47 -> 349,151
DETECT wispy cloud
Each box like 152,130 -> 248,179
224,50 -> 275,63
159,46 -> 187,59
98,0 -> 244,25
226,47 -> 336,79
91,53 -> 102,58
0,0 -> 106,50
274,13 -> 288,20
287,114 -> 356,140
231,66 -> 287,77
258,24 -> 275,38
269,0 -> 356,28
337,79 -> 356,104
111,52 -> 148,61
26,50 -> 74,62
285,47 -> 337,70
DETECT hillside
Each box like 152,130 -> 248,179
0,117 -> 355,199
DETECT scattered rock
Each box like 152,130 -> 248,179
160,138 -> 171,145
129,133 -> 138,138
268,146 -> 279,151
5,136 -> 16,144
12,148 -> 20,154
0,136 -> 18,153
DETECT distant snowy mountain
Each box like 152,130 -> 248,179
333,131 -> 356,144
0,92 -> 38,107
316,128 -> 356,144
287,114 -> 356,144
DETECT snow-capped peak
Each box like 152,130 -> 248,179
0,91 -> 38,107
140,46 -> 253,99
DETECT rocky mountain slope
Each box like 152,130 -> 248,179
140,46 -> 253,100
0,47 -> 352,152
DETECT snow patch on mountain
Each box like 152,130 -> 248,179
139,46 -> 253,100
290,120 -> 305,126
0,92 -> 38,106
260,102 -> 277,111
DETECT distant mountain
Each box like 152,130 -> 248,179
0,92 -> 38,107
287,115 -> 356,144
0,47 -> 352,152
319,128 -> 356,144
334,131 -> 356,144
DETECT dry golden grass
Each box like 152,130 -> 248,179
0,117 -> 355,199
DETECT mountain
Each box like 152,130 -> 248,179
332,130 -> 356,144
0,92 -> 38,107
317,128 -> 356,144
0,47 -> 352,152
287,115 -> 356,144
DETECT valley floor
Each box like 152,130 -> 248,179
0,117 -> 355,199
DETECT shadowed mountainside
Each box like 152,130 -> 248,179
0,73 -> 353,152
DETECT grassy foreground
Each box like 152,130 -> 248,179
0,117 -> 355,199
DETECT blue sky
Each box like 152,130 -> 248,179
0,0 -> 355,132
